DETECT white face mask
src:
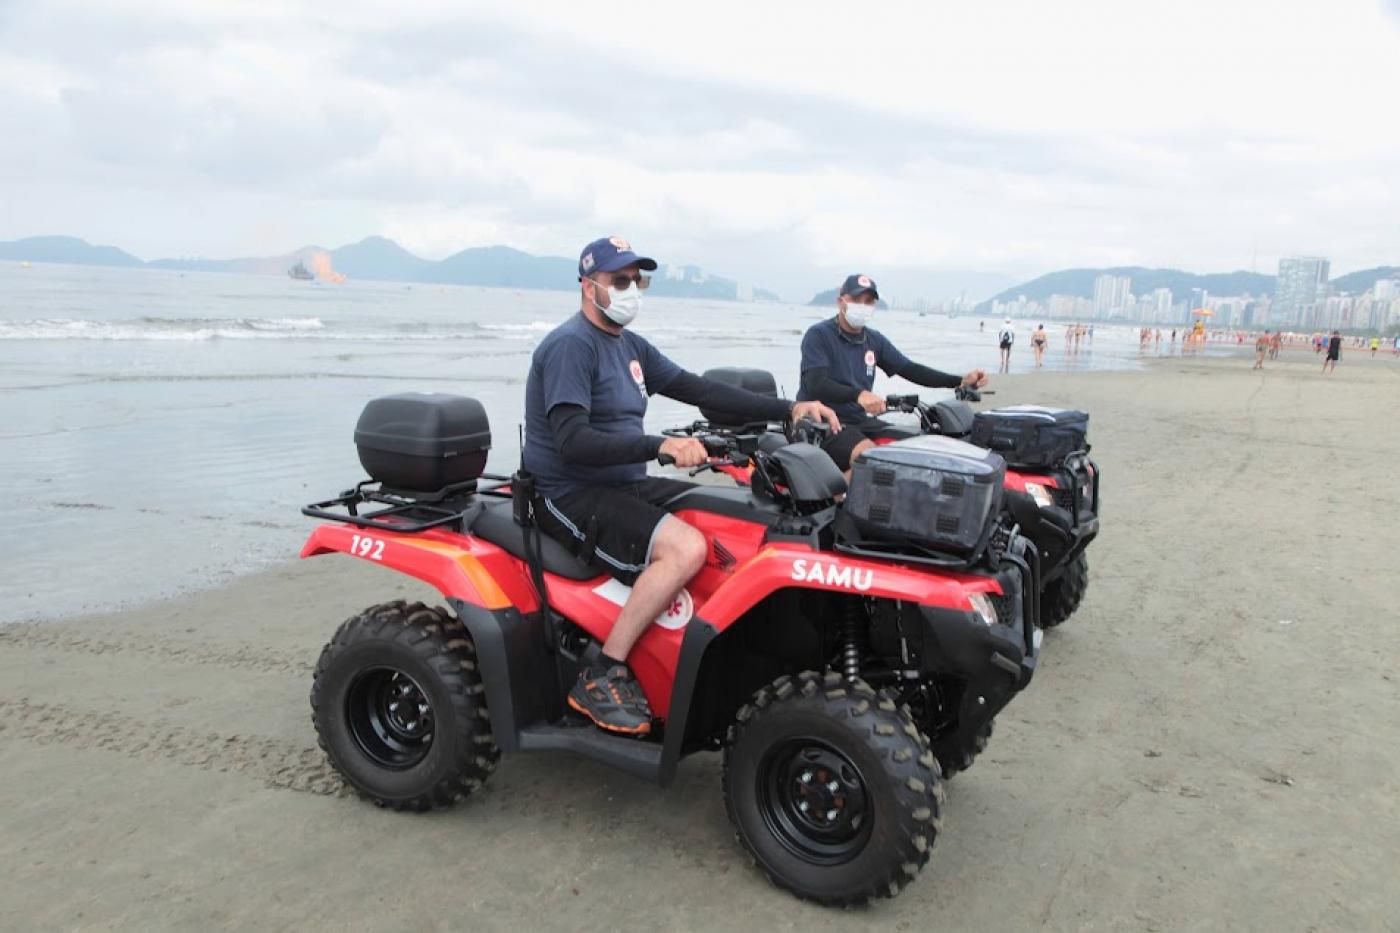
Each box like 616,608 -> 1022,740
595,281 -> 642,326
842,301 -> 875,329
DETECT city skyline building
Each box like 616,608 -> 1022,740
1273,256 -> 1330,327
1093,274 -> 1132,316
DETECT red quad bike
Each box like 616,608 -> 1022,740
677,368 -> 1100,627
871,388 -> 1099,627
300,392 -> 1040,906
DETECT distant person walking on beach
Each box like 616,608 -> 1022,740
1032,324 -> 1048,368
997,319 -> 1015,372
1254,330 -> 1269,370
1154,329 -> 1162,351
979,321 -> 985,333
1370,336 -> 1381,356
1269,330 -> 1282,360
1323,330 -> 1342,373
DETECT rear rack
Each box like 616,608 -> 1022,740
302,475 -> 511,533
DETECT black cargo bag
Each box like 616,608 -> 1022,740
838,436 -> 1005,561
970,406 -> 1088,469
355,393 -> 491,493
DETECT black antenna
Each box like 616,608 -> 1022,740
517,423 -> 525,469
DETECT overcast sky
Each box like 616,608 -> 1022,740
2,0 -> 1397,300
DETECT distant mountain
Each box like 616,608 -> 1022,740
807,288 -> 888,309
1331,266 -> 1400,294
419,245 -> 575,288
975,267 -> 1276,312
0,235 -> 142,267
1,235 -> 780,302
330,236 -> 432,282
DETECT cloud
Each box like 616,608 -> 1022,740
1,0 -> 1398,299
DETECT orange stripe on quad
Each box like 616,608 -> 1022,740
394,538 -> 511,610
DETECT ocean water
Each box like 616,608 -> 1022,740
1,262 -> 1149,621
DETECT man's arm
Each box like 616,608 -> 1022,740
548,405 -> 663,465
654,370 -> 794,423
799,366 -> 862,404
877,337 -> 963,389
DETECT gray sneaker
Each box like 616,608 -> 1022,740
568,665 -> 652,736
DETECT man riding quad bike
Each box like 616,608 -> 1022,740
300,401 -> 1040,906
673,377 -> 1099,627
296,235 -> 1041,906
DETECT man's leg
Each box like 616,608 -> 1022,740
820,425 -> 876,482
536,485 -> 705,735
600,518 -> 704,660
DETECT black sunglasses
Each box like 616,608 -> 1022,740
589,272 -> 651,291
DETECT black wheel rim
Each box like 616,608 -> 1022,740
757,738 -> 872,865
346,667 -> 436,769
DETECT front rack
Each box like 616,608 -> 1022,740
301,474 -> 511,533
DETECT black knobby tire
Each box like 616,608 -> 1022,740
1042,552 -> 1089,627
928,717 -> 993,779
310,600 -> 499,811
722,671 -> 945,906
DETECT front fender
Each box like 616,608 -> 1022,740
696,545 -> 997,629
299,523 -> 513,610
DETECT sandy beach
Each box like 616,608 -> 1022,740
2,351 -> 1398,931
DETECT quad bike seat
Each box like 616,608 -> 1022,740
468,499 -> 605,580
661,485 -> 784,524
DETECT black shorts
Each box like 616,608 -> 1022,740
819,416 -> 888,471
999,338 -> 1013,350
1326,350 -> 1339,361
536,477 -> 696,585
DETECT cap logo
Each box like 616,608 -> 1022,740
609,236 -> 631,251
581,252 -> 595,272
857,275 -> 872,288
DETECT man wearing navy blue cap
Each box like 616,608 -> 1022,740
523,236 -> 840,736
797,273 -> 987,474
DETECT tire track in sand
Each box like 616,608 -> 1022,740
0,699 -> 347,797
0,625 -> 313,676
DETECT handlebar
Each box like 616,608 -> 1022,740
657,431 -> 748,470
954,385 -> 995,403
788,417 -> 832,447
884,393 -> 921,412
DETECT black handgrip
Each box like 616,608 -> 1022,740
658,453 -> 676,466
885,394 -> 919,410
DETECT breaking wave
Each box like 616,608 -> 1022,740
0,316 -> 539,342
0,316 -> 329,341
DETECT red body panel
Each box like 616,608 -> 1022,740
1001,469 -> 1057,493
300,505 -> 1002,721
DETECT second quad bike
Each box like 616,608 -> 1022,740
676,369 -> 1100,627
300,391 -> 1040,906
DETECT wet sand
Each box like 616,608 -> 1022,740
2,351 -> 1398,931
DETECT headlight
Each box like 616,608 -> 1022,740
1024,482 -> 1054,508
967,592 -> 998,627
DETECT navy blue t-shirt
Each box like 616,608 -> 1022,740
796,317 -> 914,423
524,312 -> 682,496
